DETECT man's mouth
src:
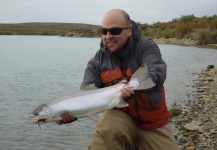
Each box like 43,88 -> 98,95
106,41 -> 116,46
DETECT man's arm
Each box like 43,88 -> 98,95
139,38 -> 167,87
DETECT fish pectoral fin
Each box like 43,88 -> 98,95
88,114 -> 100,122
82,84 -> 98,90
112,96 -> 129,108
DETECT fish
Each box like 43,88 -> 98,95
29,64 -> 155,126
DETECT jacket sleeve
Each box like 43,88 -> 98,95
80,55 -> 102,90
137,38 -> 167,88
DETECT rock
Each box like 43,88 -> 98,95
196,95 -> 204,98
191,120 -> 202,126
206,77 -> 213,81
185,145 -> 195,150
196,88 -> 204,92
207,65 -> 214,69
180,111 -> 186,115
170,66 -> 217,149
184,122 -> 200,131
198,78 -> 205,81
198,128 -> 205,134
214,142 -> 217,149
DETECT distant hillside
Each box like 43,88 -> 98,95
138,14 -> 217,45
0,22 -> 101,37
1,14 -> 216,46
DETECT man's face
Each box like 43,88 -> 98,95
101,11 -> 132,53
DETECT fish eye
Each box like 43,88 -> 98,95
34,112 -> 39,116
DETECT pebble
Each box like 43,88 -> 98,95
184,122 -> 200,131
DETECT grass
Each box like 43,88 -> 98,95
168,107 -> 183,118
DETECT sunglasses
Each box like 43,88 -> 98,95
101,27 -> 130,35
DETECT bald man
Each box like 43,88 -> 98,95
58,9 -> 179,150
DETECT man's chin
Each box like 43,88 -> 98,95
106,46 -> 118,53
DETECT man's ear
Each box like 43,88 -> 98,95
128,29 -> 132,37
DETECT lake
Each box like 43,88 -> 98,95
0,36 -> 217,150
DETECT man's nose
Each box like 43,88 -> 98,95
105,31 -> 113,39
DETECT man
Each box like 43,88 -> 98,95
57,9 -> 179,150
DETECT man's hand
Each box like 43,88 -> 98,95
56,113 -> 77,125
120,79 -> 135,99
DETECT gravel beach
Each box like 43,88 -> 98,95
170,65 -> 217,150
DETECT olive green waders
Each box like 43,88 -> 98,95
88,110 -> 179,150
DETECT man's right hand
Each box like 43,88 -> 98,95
56,113 -> 77,125
120,79 -> 135,99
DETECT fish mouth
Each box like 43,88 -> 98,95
29,113 -> 35,118
29,113 -> 47,124
29,113 -> 36,123
28,117 -> 47,129
29,117 -> 39,124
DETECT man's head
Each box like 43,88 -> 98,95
101,9 -> 132,53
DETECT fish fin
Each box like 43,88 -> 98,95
115,98 -> 129,108
88,114 -> 100,122
82,84 -> 98,90
112,96 -> 129,108
135,77 -> 155,90
129,64 -> 156,90
131,64 -> 149,78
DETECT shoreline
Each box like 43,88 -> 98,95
170,65 -> 217,149
63,36 -> 217,50
1,34 -> 216,50
153,38 -> 217,50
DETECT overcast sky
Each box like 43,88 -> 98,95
1,0 -> 216,25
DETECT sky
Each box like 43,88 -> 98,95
0,0 -> 217,25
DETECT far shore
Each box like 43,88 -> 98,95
153,38 -> 217,50
62,34 -> 217,50
1,34 -> 216,50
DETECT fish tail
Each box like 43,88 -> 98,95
129,64 -> 155,90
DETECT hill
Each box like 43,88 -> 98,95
0,14 -> 216,47
0,22 -> 101,37
138,14 -> 217,46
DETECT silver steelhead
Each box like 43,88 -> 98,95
29,64 -> 155,124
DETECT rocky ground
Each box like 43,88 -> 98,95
170,65 -> 217,150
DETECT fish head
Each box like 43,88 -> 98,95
29,104 -> 53,124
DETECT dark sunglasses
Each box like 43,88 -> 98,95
101,27 -> 130,35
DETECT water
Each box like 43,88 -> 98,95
0,36 -> 216,150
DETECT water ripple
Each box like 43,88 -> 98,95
0,36 -> 216,150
